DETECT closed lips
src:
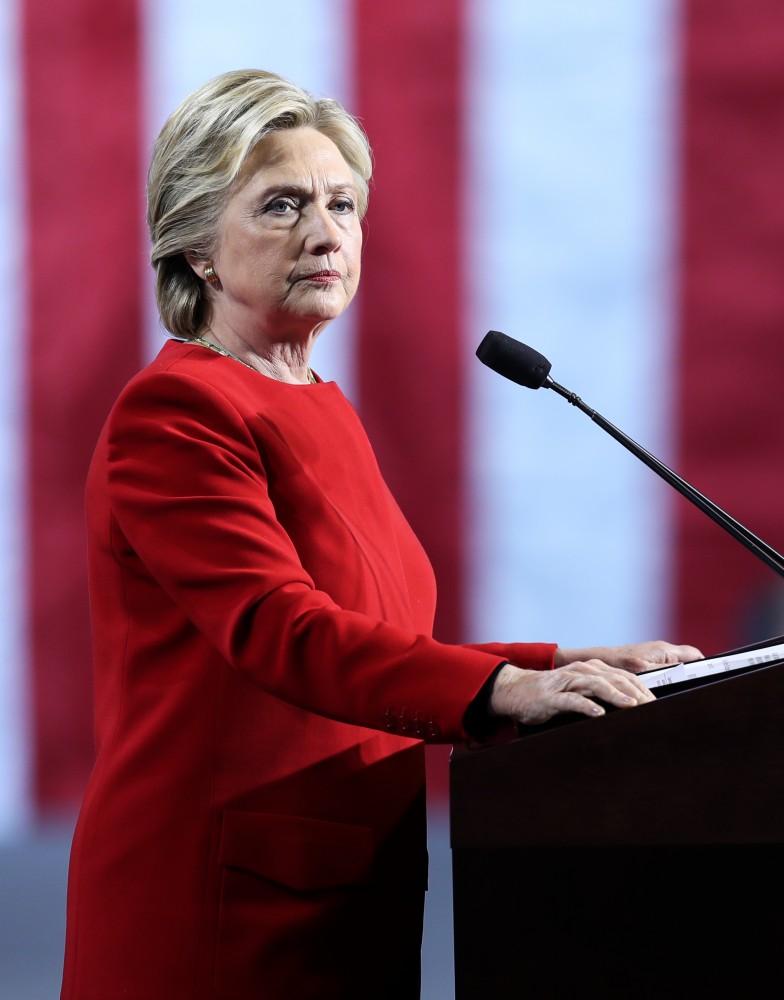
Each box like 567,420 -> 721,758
296,270 -> 340,281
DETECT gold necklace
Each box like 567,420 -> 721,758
191,335 -> 317,384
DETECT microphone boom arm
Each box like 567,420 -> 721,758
545,376 -> 784,580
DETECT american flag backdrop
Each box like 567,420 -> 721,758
1,0 -> 784,837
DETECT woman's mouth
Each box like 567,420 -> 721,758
296,270 -> 341,284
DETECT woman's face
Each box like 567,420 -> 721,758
206,126 -> 363,342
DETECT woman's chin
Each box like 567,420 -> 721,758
286,298 -> 350,326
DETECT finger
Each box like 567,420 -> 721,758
621,657 -> 662,675
569,673 -> 656,708
672,644 -> 703,662
638,642 -> 704,666
568,660 -> 655,698
597,655 -> 669,679
518,690 -> 607,724
547,691 -> 608,719
621,647 -> 703,674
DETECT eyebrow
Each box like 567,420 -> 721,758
255,181 -> 358,202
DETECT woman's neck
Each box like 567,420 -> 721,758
198,324 -> 319,385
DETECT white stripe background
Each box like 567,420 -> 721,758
466,0 -> 677,648
0,0 -> 678,833
0,0 -> 32,834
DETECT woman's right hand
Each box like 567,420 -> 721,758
489,660 -> 655,726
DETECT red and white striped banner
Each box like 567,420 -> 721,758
2,0 -> 784,834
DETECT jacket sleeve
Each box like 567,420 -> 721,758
104,370 -> 557,742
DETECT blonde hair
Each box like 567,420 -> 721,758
147,69 -> 373,339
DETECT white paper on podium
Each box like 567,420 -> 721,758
639,639 -> 784,690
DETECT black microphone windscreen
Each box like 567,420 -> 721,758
476,331 -> 552,389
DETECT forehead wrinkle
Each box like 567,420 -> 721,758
253,176 -> 359,200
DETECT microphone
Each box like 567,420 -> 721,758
476,330 -> 784,581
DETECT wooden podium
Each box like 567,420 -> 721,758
450,661 -> 784,999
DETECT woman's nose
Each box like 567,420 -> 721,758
303,205 -> 342,255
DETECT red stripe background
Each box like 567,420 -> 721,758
354,0 -> 466,648
22,0 -> 144,812
675,0 -> 784,656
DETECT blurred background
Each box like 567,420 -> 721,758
2,0 -> 784,996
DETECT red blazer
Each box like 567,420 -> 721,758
61,340 -> 556,1000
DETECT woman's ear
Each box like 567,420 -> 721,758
186,254 -> 220,287
185,252 -> 207,279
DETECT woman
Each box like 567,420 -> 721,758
60,69 -> 700,1000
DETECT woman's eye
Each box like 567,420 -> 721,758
331,198 -> 355,214
265,197 -> 296,215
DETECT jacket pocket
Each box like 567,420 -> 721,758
218,809 -> 375,891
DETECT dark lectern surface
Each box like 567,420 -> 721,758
450,660 -> 784,998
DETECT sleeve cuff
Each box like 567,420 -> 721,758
462,661 -> 509,740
